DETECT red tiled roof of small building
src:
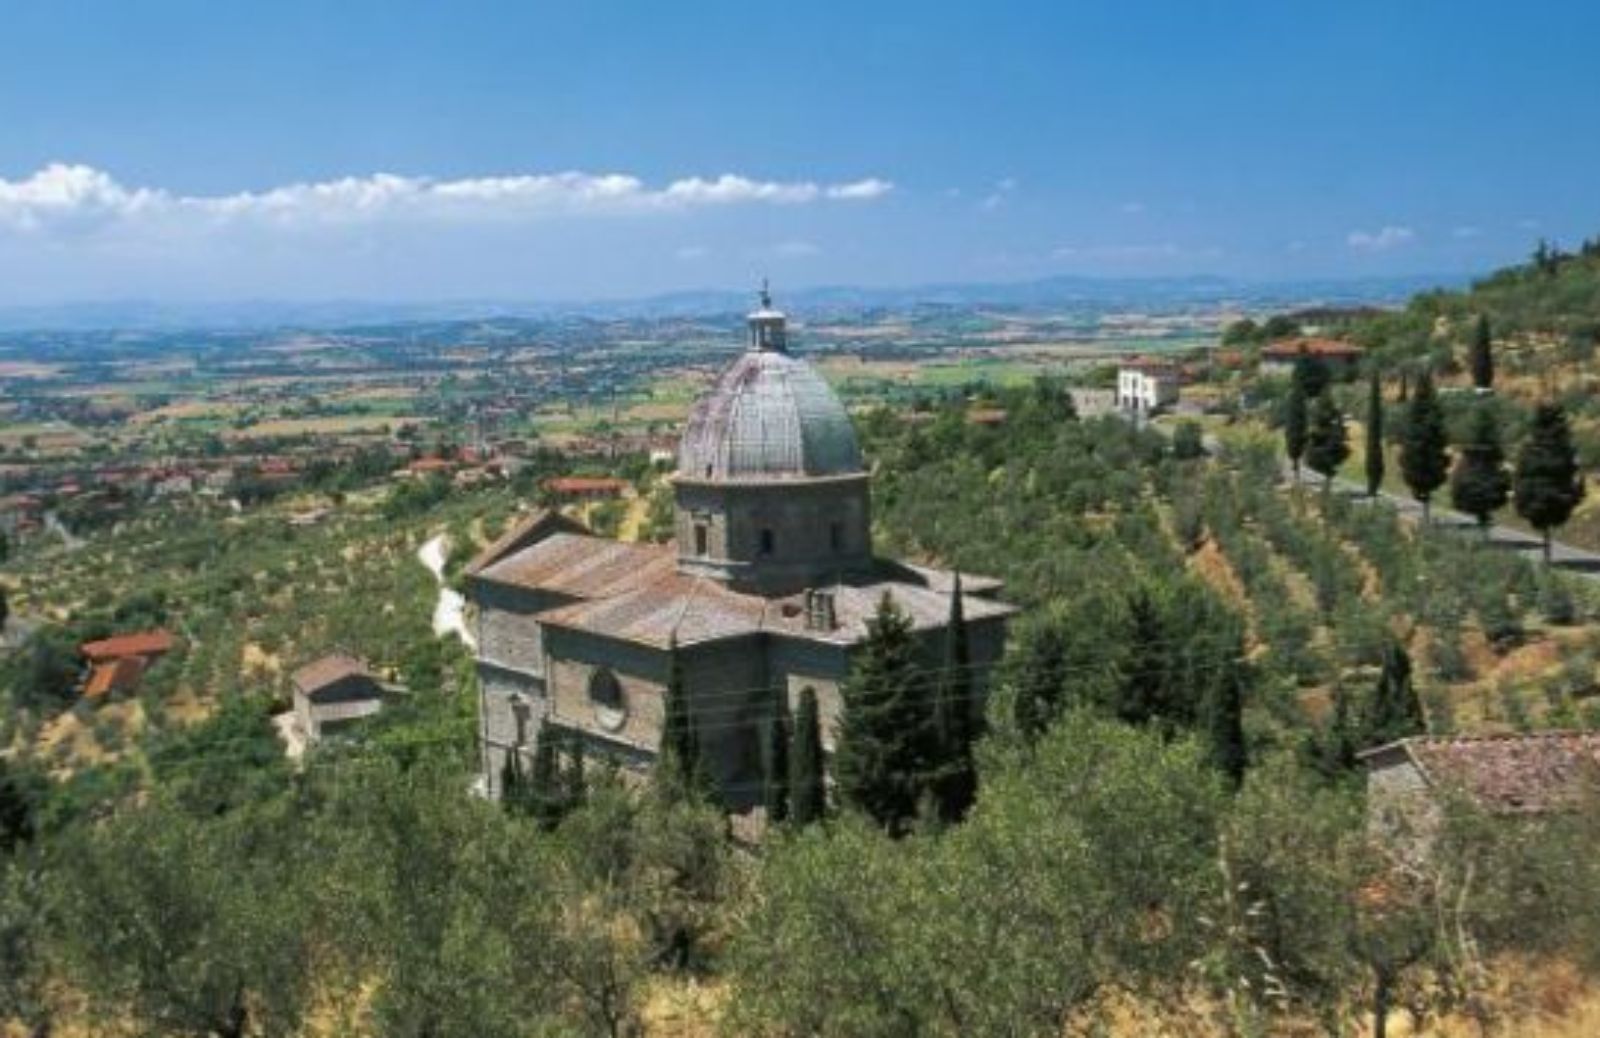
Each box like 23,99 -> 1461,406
80,629 -> 175,663
84,656 -> 149,699
1362,731 -> 1600,814
545,476 -> 630,495
1262,337 -> 1364,359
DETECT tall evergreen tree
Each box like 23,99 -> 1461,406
1449,404 -> 1510,536
1202,653 -> 1248,788
1515,402 -> 1586,563
1292,353 -> 1331,400
1362,641 -> 1424,747
659,636 -> 705,796
761,688 -> 791,825
1399,372 -> 1449,522
931,575 -> 978,822
834,593 -> 933,835
1470,314 -> 1495,391
789,687 -> 826,827
1116,586 -> 1168,726
499,748 -> 528,815
1283,383 -> 1309,479
529,734 -> 563,829
1365,371 -> 1385,497
0,587 -> 8,634
0,756 -> 35,855
1305,391 -> 1350,499
565,735 -> 587,807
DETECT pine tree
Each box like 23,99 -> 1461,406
1116,586 -> 1169,726
1365,371 -> 1386,497
1362,640 -> 1424,747
1283,383 -> 1309,479
1470,314 -> 1494,391
761,688 -> 791,825
789,687 -> 826,827
1400,372 -> 1449,522
1305,391 -> 1350,499
1449,404 -> 1510,535
931,575 -> 978,822
1515,402 -> 1586,563
834,593 -> 933,834
658,636 -> 706,796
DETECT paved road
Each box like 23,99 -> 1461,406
1285,466 -> 1600,575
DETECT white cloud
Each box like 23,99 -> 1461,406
1452,225 -> 1483,239
0,162 -> 893,234
825,177 -> 894,200
1346,225 -> 1415,251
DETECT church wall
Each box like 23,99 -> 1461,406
478,660 -> 546,799
471,579 -> 576,677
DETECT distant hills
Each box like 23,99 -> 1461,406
0,273 -> 1469,333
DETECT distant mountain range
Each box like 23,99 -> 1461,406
0,273 -> 1468,333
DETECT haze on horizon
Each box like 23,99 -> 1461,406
1,0 -> 1597,306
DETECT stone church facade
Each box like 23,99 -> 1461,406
468,290 -> 1015,807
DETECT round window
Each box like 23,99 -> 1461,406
588,667 -> 627,732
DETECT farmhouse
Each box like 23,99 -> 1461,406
469,289 -> 1017,807
291,653 -> 386,743
1260,337 -> 1364,378
1116,357 -> 1180,415
544,476 -> 630,502
1361,731 -> 1600,841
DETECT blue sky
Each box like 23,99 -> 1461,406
1,0 -> 1597,303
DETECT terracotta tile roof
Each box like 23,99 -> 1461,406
1363,732 -> 1600,814
80,630 -> 175,663
291,653 -> 373,697
84,656 -> 148,699
545,476 -> 629,495
474,532 -> 678,600
1262,337 -> 1363,360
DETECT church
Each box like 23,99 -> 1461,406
467,289 -> 1016,806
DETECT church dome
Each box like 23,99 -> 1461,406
677,289 -> 862,482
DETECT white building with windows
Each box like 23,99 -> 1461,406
1116,358 -> 1180,415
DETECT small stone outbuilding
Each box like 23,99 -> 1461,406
291,653 -> 386,744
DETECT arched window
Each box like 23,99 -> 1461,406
588,667 -> 626,732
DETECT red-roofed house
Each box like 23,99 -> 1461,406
1261,337 -> 1364,378
544,476 -> 629,502
79,629 -> 175,700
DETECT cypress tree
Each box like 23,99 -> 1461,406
1362,640 -> 1424,747
834,593 -> 931,835
789,687 -> 826,827
1449,404 -> 1510,536
529,734 -> 562,829
1400,372 -> 1449,522
1397,368 -> 1410,403
659,636 -> 705,796
761,688 -> 791,825
1292,353 -> 1331,400
1203,654 -> 1248,788
931,574 -> 978,822
1305,391 -> 1350,499
1116,586 -> 1168,726
499,749 -> 526,813
565,735 -> 587,807
1515,402 -> 1586,563
1470,314 -> 1494,391
1365,371 -> 1385,497
1283,383 -> 1309,479
0,756 -> 34,854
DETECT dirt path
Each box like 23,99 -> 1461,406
418,533 -> 476,650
